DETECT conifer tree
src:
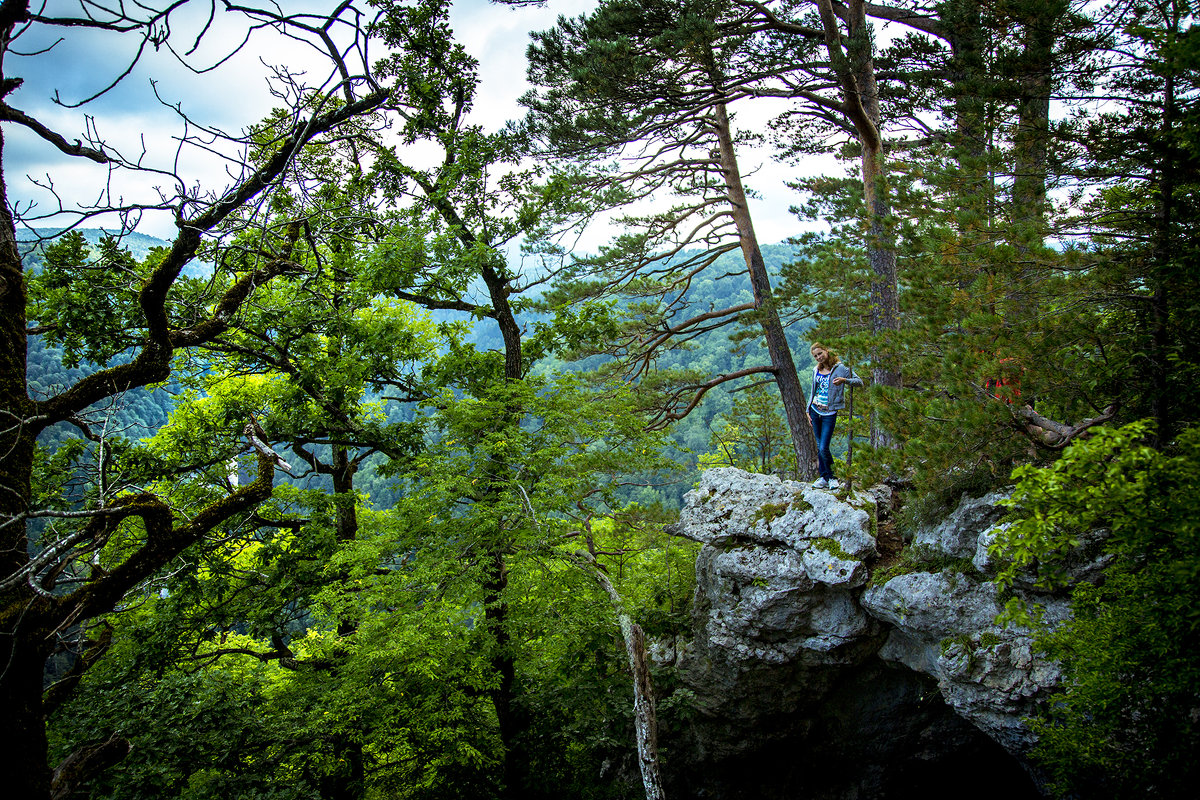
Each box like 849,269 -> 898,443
523,0 -> 823,477
1060,0 -> 1200,448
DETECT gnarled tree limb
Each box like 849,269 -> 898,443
1014,403 -> 1118,449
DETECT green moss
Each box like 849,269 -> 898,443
810,536 -> 854,561
790,492 -> 813,513
868,544 -> 980,587
870,561 -> 909,587
939,631 -> 1002,673
752,501 -> 790,525
939,633 -> 973,657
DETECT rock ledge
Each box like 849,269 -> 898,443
670,468 -> 1072,796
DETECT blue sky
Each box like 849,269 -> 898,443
5,0 -> 816,249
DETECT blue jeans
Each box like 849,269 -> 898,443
809,407 -> 838,480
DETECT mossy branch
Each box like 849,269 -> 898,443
52,425 -> 280,628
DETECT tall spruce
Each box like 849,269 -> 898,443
774,1 -> 1120,487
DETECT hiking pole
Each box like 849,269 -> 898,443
845,361 -> 854,494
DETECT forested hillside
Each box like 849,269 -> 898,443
24,232 -> 809,508
2,2 -> 1197,800
21,231 -> 182,451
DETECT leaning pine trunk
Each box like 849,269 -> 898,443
712,100 -> 820,479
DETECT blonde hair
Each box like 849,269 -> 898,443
810,342 -> 840,367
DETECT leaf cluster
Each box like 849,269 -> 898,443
989,421 -> 1200,797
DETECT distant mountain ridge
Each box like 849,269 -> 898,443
17,228 -> 214,277
18,227 -> 170,259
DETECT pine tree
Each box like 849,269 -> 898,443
523,0 -> 823,477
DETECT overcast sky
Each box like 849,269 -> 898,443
6,0 -> 821,250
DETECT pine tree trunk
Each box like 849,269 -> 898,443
859,144 -> 901,449
845,0 -> 902,447
1151,58 -> 1178,447
945,0 -> 991,268
1006,0 -> 1062,350
712,101 -> 819,478
1011,2 -> 1061,247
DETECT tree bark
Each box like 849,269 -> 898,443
945,0 -> 990,234
712,101 -> 820,478
584,559 -> 665,800
0,117 -> 52,799
1011,1 -> 1063,247
1,614 -> 54,800
816,0 -> 901,448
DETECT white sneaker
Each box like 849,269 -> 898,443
812,478 -> 828,489
828,478 -> 840,490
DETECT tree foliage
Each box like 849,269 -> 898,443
6,1 -> 1200,799
991,421 -> 1200,798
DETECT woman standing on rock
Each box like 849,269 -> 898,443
808,343 -> 863,490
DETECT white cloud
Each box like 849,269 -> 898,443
6,0 -> 832,248
447,0 -> 828,251
450,0 -> 595,126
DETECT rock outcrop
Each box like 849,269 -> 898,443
666,468 -> 1072,799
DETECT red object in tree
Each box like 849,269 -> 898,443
985,358 -> 1022,404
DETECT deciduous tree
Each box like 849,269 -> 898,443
0,3 -> 390,796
